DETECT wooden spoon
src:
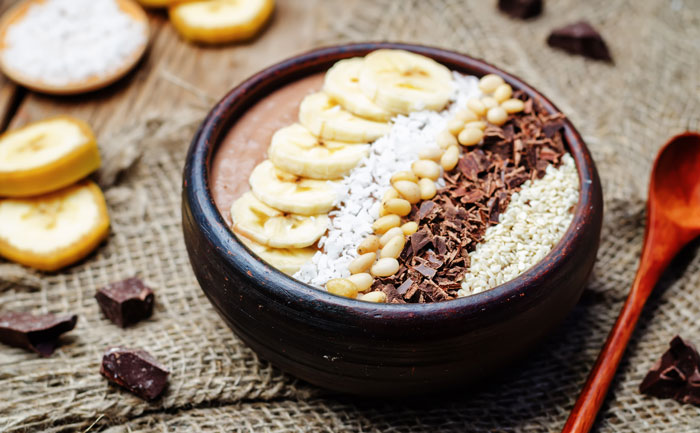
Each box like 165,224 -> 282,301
562,131 -> 700,433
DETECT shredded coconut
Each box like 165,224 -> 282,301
2,0 -> 147,86
294,73 -> 481,287
458,153 -> 579,296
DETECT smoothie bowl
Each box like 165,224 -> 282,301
182,42 -> 603,396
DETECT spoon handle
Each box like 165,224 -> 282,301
561,221 -> 681,433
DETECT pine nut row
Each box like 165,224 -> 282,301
326,151 -> 447,302
441,73 -> 525,149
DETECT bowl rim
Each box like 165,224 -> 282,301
183,42 -> 599,323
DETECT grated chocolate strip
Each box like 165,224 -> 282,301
375,92 -> 568,303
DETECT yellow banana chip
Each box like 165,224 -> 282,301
0,180 -> 110,271
0,116 -> 100,197
169,0 -> 275,44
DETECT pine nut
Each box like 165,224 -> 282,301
380,235 -> 405,259
458,127 -> 483,146
464,120 -> 487,130
466,98 -> 486,116
418,178 -> 437,200
372,214 -> 401,234
379,227 -> 404,246
440,144 -> 459,171
326,278 -> 359,298
487,106 -> 508,126
479,74 -> 505,93
357,235 -> 380,255
401,221 -> 419,235
383,198 -> 411,216
493,83 -> 512,102
358,291 -> 387,303
391,170 -> 418,184
482,96 -> 498,110
454,108 -> 479,123
348,252 -> 376,274
418,146 -> 444,161
382,188 -> 400,203
347,273 -> 374,292
371,257 -> 400,277
502,98 -> 525,114
446,118 -> 465,135
436,129 -> 458,149
411,159 -> 441,180
393,180 -> 421,204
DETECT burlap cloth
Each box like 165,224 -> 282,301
1,0 -> 699,431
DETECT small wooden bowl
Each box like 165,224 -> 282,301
182,42 -> 604,396
0,0 -> 149,95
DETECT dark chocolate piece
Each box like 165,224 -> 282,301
100,346 -> 169,400
96,277 -> 154,328
498,0 -> 542,19
640,336 -> 700,406
547,21 -> 612,61
0,312 -> 77,356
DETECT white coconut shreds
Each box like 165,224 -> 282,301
294,73 -> 481,287
2,0 -> 147,86
458,153 -> 579,297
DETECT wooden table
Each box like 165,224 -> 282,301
0,0 -> 320,136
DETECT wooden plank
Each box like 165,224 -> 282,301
7,0 -> 319,138
0,0 -> 20,130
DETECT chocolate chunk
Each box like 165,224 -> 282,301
410,228 -> 433,254
396,278 -> 413,295
498,0 -> 542,19
414,263 -> 437,278
418,200 -> 436,220
547,21 -> 612,61
100,346 -> 169,400
0,312 -> 77,356
96,277 -> 154,328
640,336 -> 700,406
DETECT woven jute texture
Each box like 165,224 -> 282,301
1,0 -> 699,431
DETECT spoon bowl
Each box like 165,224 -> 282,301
651,133 -> 700,225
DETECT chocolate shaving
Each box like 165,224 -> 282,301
371,91 -> 568,303
0,312 -> 77,356
414,263 -> 437,278
640,336 -> 700,406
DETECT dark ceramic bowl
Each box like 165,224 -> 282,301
182,42 -> 603,397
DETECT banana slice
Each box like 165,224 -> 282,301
236,233 -> 315,275
299,92 -> 390,143
359,49 -> 453,115
169,0 -> 274,44
0,181 -> 110,271
249,160 -> 336,215
0,116 -> 100,197
323,58 -> 393,121
268,123 -> 369,180
231,192 -> 328,248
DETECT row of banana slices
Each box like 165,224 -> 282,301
231,49 -> 454,276
0,117 -> 110,271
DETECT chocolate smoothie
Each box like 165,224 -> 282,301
210,74 -> 324,225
